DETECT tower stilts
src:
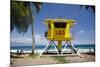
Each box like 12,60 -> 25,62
39,40 -> 82,57
39,40 -> 59,57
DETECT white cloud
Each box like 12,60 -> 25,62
11,37 -> 32,44
35,34 -> 48,45
11,34 -> 48,45
74,23 -> 77,25
78,30 -> 85,33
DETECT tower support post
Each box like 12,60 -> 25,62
68,41 -> 82,57
39,40 -> 59,57
58,40 -> 62,54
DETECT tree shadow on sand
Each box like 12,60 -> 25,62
10,54 -> 24,58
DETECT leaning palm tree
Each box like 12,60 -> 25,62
11,0 -> 42,54
80,5 -> 95,13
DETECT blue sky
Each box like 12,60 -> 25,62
11,3 -> 95,46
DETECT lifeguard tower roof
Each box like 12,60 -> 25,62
44,18 -> 75,26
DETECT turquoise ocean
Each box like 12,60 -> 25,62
11,43 -> 95,52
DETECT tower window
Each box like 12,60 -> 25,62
54,22 -> 66,28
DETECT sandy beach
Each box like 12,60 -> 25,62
10,53 -> 95,67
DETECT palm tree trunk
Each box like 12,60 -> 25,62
28,3 -> 35,54
31,19 -> 35,54
28,2 -> 42,54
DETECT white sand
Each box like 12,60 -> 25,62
10,53 -> 95,67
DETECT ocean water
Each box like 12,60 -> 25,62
10,43 -> 95,51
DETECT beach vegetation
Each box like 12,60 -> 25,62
52,56 -> 68,63
29,53 -> 39,58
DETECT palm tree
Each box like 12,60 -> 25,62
80,5 -> 95,13
11,1 -> 42,54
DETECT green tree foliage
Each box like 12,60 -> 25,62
11,1 -> 42,33
11,0 -> 42,54
80,5 -> 95,13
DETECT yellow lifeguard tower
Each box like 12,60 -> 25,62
39,18 -> 81,57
